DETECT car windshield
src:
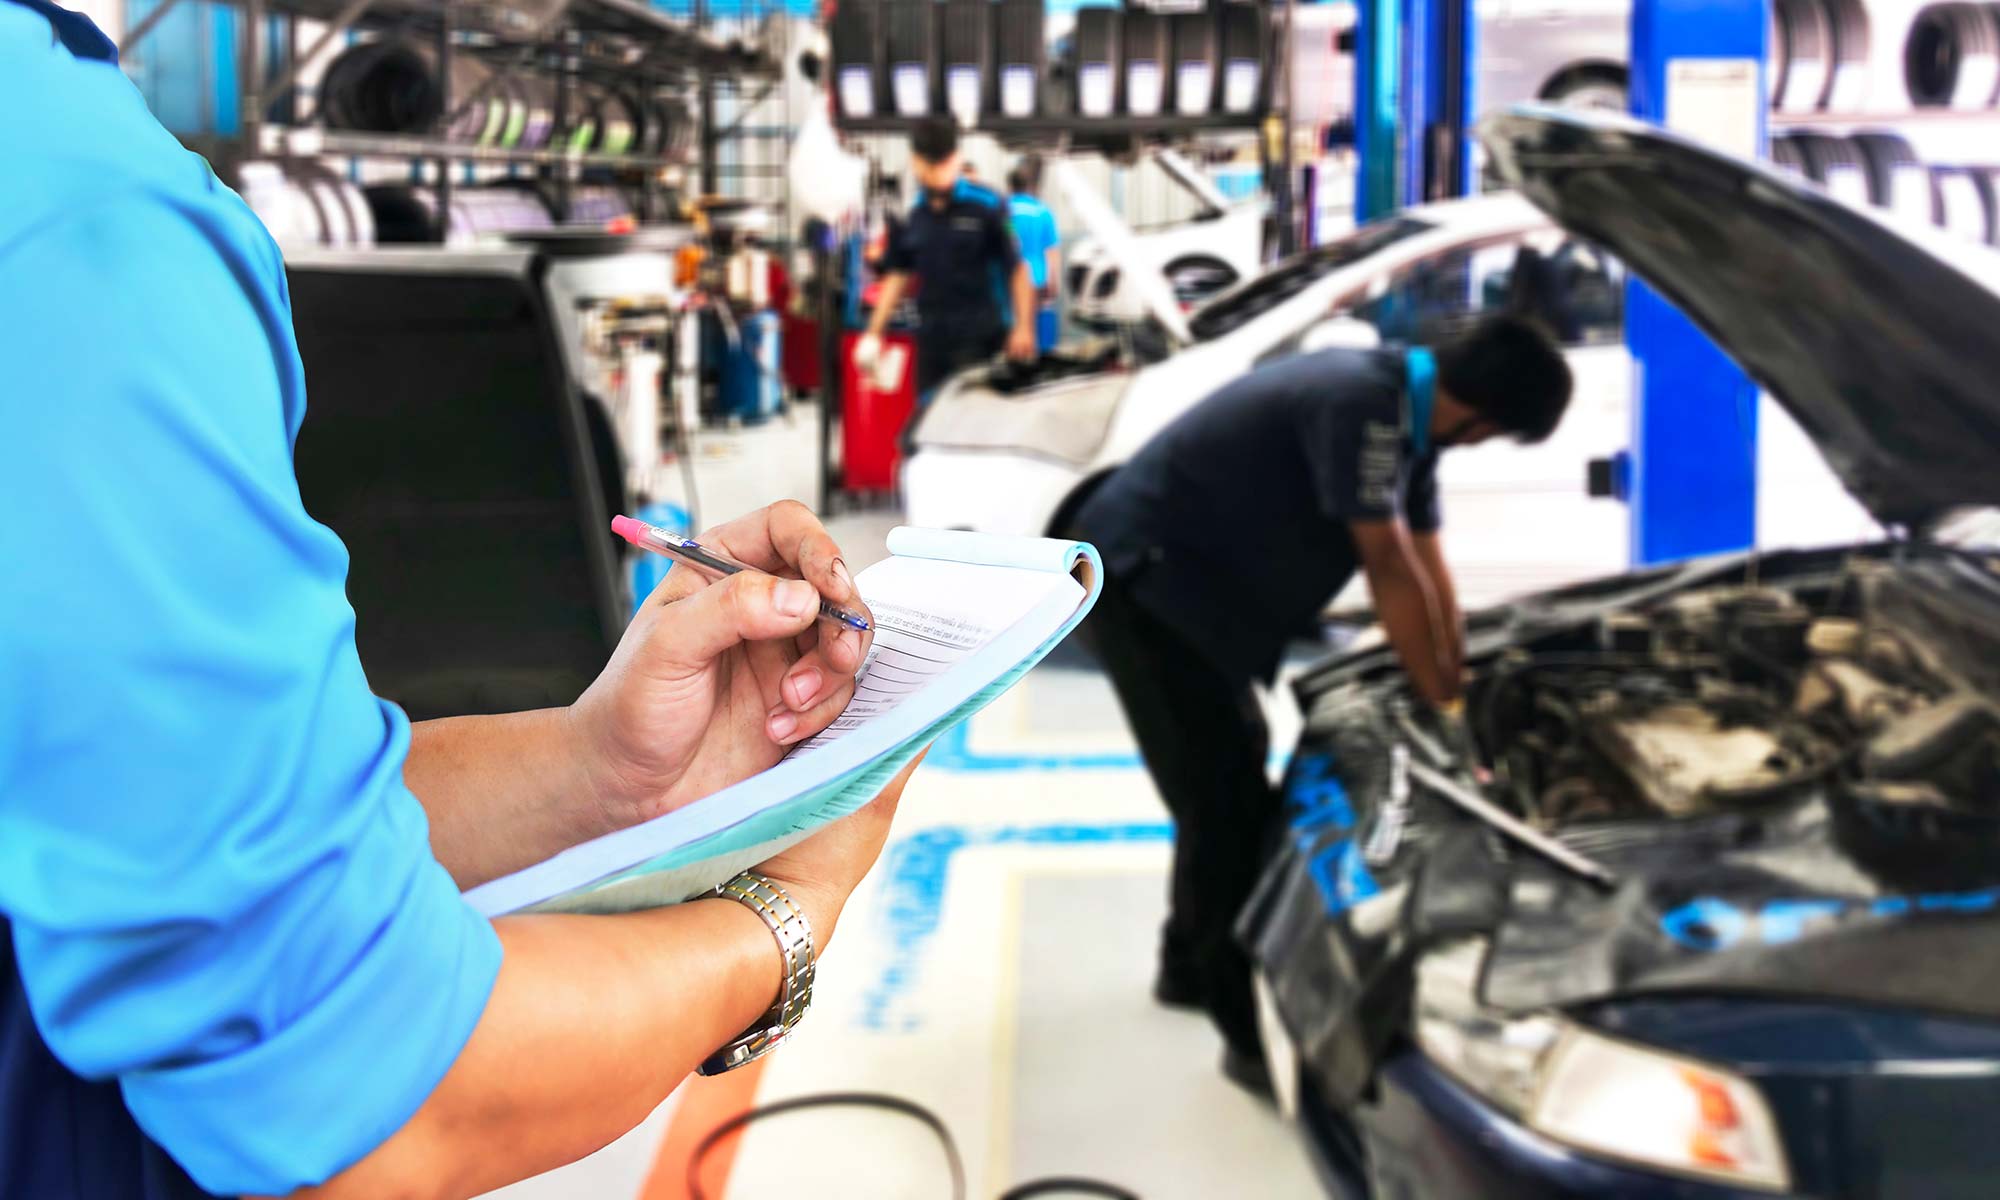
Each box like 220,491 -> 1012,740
1186,214 -> 1435,341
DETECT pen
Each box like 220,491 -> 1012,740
610,514 -> 873,632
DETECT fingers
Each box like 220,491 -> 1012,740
766,676 -> 856,747
641,571 -> 820,672
700,501 -> 862,608
700,502 -> 875,670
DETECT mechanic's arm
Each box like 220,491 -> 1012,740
862,271 -> 907,342
1043,247 -> 1061,302
1409,530 -> 1464,682
1351,520 -> 1461,706
265,759 -> 918,1200
1006,259 -> 1038,360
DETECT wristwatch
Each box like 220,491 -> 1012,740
697,871 -> 816,1076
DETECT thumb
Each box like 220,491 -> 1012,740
643,572 -> 821,672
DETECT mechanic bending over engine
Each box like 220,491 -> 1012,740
1066,316 -> 1573,1096
854,115 -> 1038,417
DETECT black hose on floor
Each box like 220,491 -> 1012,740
686,1089 -> 1141,1200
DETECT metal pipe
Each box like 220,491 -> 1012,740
433,5 -> 453,243
118,0 -> 185,60
1407,758 -> 1621,890
241,0 -> 266,151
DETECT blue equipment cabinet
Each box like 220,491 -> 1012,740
1624,0 -> 1768,563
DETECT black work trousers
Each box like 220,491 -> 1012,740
1078,561 -> 1280,1059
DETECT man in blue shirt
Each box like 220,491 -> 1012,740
0,4 -> 916,1196
1007,155 -> 1062,352
855,116 -> 1038,403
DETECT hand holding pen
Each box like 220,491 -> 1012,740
613,515 -> 873,632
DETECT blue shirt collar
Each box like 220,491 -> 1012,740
1404,346 -> 1436,458
11,0 -> 118,62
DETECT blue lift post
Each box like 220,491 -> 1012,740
1356,0 -> 1476,220
1624,0 -> 1769,564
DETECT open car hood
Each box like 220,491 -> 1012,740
1048,158 -> 1195,345
1481,108 -> 2000,528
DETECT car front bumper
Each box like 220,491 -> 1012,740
1304,1050 -> 1791,1200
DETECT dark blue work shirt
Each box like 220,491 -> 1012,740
882,177 -> 1021,347
1076,347 -> 1441,685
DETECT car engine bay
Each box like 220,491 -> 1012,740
1461,557 -> 2000,830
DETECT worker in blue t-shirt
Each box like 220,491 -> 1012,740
0,3 -> 919,1196
1008,155 -> 1062,352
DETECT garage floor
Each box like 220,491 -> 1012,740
480,409 -> 1323,1199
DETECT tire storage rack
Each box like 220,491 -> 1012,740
120,0 -> 783,244
825,0 -> 1280,148
1768,0 -> 2000,248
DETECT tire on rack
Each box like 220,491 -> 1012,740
1769,134 -> 1811,179
1820,0 -> 1872,111
1791,132 -> 1873,208
1851,131 -> 1937,223
1932,166 -> 1996,241
319,39 -> 444,133
1536,62 -> 1628,112
1775,0 -> 1833,113
289,161 -> 354,245
1904,3 -> 2000,109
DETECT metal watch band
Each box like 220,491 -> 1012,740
697,872 -> 815,1076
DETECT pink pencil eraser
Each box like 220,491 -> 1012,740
610,515 -> 645,545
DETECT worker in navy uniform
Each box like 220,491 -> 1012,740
855,115 -> 1038,407
1067,316 -> 1574,1096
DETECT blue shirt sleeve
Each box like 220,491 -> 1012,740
0,184 -> 502,1196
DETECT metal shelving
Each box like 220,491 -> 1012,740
124,0 -> 782,242
835,112 -> 1267,140
269,125 -> 681,169
1771,108 -> 2000,129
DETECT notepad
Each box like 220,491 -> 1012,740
463,528 -> 1102,917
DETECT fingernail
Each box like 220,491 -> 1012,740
832,557 -> 855,595
774,580 -> 816,618
768,710 -> 799,741
788,667 -> 822,708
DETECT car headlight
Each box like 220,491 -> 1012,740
1415,940 -> 1791,1193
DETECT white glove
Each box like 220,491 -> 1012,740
871,341 -> 908,393
853,332 -> 882,374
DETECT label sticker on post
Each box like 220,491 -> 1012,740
1079,62 -> 1115,117
1176,62 -> 1213,114
1001,65 -> 1036,116
1223,58 -> 1258,112
1664,58 -> 1759,161
893,63 -> 931,116
838,67 -> 875,117
947,66 -> 982,126
1126,60 -> 1163,115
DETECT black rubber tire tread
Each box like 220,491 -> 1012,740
1931,166 -> 1994,241
1904,2 -> 2000,108
1790,132 -> 1874,208
1820,0 -> 1873,110
1850,131 -> 1936,222
1769,134 -> 1810,178
1776,0 -> 1833,113
1979,168 -> 2000,245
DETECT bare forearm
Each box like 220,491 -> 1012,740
406,709 -> 606,890
1011,263 -> 1036,334
866,273 -> 907,337
1411,534 -> 1464,676
1365,561 -> 1459,706
271,899 -> 793,1200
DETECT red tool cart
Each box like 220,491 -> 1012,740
839,330 -> 916,493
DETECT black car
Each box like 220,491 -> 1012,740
1246,108 -> 2000,1200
